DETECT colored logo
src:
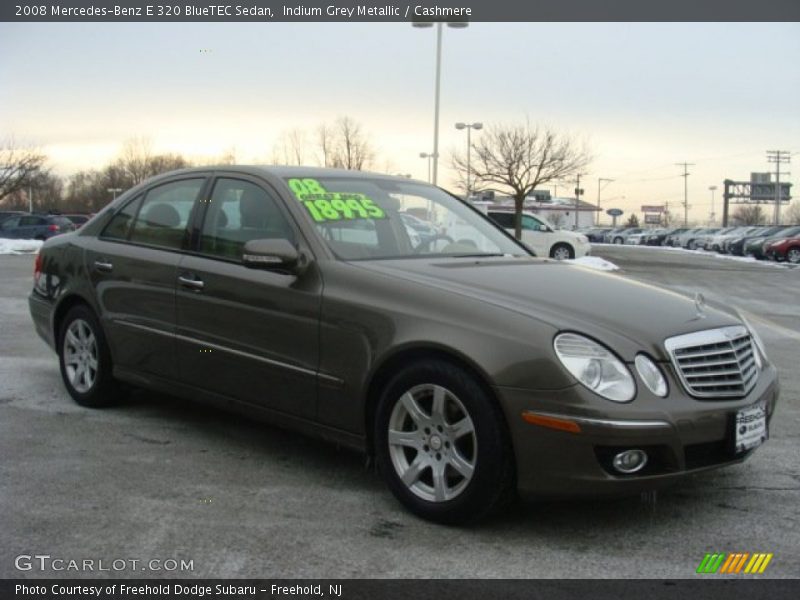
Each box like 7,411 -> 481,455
696,552 -> 773,574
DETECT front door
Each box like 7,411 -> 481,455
175,176 -> 321,419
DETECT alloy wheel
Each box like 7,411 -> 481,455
387,384 -> 477,503
63,319 -> 98,393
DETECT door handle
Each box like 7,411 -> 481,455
94,260 -> 113,273
178,274 -> 205,291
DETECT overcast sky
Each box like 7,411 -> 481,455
1,21 -> 798,222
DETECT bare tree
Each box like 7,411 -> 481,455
0,139 -> 47,203
732,204 -> 767,226
453,121 -> 591,239
326,117 -> 374,170
119,137 -> 153,185
784,201 -> 800,225
316,124 -> 334,167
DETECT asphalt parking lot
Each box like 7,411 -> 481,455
1,248 -> 798,579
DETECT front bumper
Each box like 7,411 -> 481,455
497,362 -> 779,498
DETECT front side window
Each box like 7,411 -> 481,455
129,179 -> 204,250
521,215 -> 544,231
199,178 -> 295,260
284,176 -> 525,260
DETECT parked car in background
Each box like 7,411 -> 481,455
665,228 -> 700,247
646,227 -> 682,246
696,227 -> 736,250
745,226 -> 800,259
582,227 -> 612,243
601,227 -> 627,244
0,213 -> 76,240
487,208 -> 590,259
706,227 -> 754,253
674,228 -> 720,250
606,227 -> 646,244
29,165 -> 778,524
764,233 -> 800,263
63,213 -> 93,228
0,210 -> 27,223
627,228 -> 671,246
728,226 -> 787,256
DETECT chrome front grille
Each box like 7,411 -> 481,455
664,326 -> 759,398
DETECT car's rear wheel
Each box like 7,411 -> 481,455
613,237 -> 623,244
374,360 -> 514,524
550,243 -> 574,260
58,305 -> 120,407
787,247 -> 800,264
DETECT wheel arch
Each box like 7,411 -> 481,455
52,294 -> 97,351
363,344 -> 509,458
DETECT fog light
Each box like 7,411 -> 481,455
612,449 -> 648,474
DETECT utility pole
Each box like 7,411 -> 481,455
766,150 -> 791,225
574,174 -> 584,230
676,162 -> 695,226
708,185 -> 717,225
597,178 -> 613,226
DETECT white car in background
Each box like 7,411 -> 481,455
486,208 -> 591,260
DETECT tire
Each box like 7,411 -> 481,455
687,240 -> 696,250
787,247 -> 800,264
374,360 -> 514,525
550,243 -> 574,260
58,304 -> 120,408
613,237 -> 623,244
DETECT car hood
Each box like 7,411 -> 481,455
353,257 -> 740,360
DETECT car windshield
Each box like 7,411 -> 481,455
283,175 -> 526,260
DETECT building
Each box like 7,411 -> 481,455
471,190 -> 601,229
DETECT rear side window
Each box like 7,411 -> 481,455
129,179 -> 204,250
102,195 -> 143,241
19,216 -> 46,226
489,212 -> 514,228
0,217 -> 21,230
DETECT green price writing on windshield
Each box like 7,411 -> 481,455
287,178 -> 385,222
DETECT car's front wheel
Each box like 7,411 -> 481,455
58,305 -> 120,407
374,360 -> 514,524
787,247 -> 800,264
550,243 -> 574,260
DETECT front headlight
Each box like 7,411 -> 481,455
553,333 -> 635,402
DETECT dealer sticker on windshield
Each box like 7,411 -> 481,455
734,403 -> 767,453
287,178 -> 386,222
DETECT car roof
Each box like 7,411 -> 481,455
156,165 -> 423,183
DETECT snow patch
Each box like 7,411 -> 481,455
0,239 -> 43,255
565,256 -> 620,271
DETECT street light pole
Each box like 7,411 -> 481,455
413,20 -> 468,186
107,187 -> 123,202
455,122 -> 482,198
419,152 -> 433,183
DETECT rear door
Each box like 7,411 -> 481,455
83,175 -> 209,381
175,175 -> 322,419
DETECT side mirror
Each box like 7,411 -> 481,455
242,239 -> 302,272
